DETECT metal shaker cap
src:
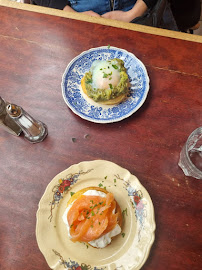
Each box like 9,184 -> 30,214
6,104 -> 22,117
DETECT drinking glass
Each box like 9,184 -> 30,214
178,127 -> 202,179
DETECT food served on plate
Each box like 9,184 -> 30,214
81,58 -> 129,105
62,186 -> 122,248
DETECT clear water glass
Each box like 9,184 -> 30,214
178,127 -> 202,179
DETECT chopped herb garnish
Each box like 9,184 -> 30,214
112,64 -> 118,69
86,79 -> 92,84
99,222 -> 101,225
103,71 -> 112,78
93,203 -> 98,209
70,192 -> 75,196
114,179 -> 116,183
109,84 -> 113,89
107,44 -> 110,49
91,210 -> 95,216
122,233 -> 125,238
104,176 -> 107,179
98,183 -> 103,187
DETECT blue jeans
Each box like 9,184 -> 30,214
32,0 -> 138,13
66,0 -> 137,15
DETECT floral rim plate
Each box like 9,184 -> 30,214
61,46 -> 150,123
36,160 -> 155,270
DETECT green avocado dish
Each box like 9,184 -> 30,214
81,58 -> 129,104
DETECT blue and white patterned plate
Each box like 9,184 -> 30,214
61,46 -> 149,123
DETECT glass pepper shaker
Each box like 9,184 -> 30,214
6,103 -> 48,143
0,96 -> 22,136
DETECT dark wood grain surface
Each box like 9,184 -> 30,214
0,5 -> 202,270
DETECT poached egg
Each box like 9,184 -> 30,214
90,60 -> 121,90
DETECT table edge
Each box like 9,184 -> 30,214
0,0 -> 202,44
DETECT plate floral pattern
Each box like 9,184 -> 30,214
36,160 -> 155,270
61,46 -> 149,123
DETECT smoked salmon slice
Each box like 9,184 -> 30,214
67,192 -> 119,242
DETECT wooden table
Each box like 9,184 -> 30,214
0,1 -> 201,270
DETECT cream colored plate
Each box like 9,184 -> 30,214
36,160 -> 155,270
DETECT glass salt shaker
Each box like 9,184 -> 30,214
0,96 -> 22,136
6,103 -> 48,143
